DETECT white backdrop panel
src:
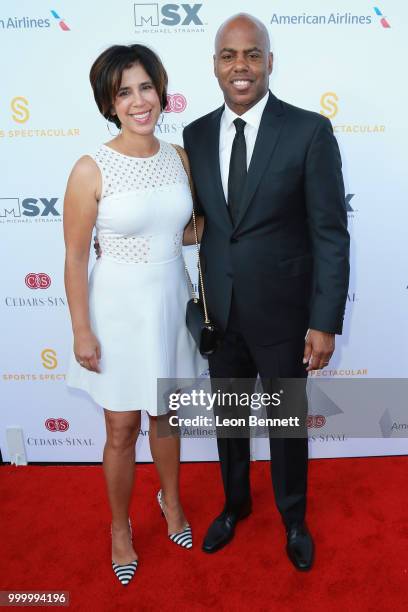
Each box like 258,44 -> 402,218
0,0 -> 407,461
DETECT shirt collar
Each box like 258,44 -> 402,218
223,90 -> 270,130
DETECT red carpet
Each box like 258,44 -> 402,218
0,457 -> 407,612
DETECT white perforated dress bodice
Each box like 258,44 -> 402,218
66,139 -> 207,413
93,140 -> 192,264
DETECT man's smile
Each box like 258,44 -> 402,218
230,78 -> 254,91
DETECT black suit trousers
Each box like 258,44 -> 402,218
208,295 -> 308,528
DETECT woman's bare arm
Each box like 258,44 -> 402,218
175,145 -> 205,246
183,214 -> 204,246
63,156 -> 101,372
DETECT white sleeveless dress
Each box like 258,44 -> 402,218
66,140 -> 207,413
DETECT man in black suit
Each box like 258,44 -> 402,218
183,14 -> 349,570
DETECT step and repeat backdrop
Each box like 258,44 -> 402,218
1,0 -> 407,462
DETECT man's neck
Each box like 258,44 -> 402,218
224,90 -> 269,116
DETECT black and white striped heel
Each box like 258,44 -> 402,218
157,489 -> 193,549
112,560 -> 138,586
111,518 -> 138,586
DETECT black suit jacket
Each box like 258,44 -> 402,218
183,92 -> 350,345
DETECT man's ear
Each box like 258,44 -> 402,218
268,52 -> 273,75
213,54 -> 218,78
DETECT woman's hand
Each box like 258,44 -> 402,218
74,329 -> 101,373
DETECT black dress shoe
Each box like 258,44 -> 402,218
202,501 -> 252,553
286,523 -> 314,571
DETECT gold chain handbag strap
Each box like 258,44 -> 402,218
173,144 -> 211,325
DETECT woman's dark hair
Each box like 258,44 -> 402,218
89,44 -> 168,129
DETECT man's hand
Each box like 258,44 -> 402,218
93,236 -> 101,258
303,329 -> 335,372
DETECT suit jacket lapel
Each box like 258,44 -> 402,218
207,106 -> 233,228
233,92 -> 286,231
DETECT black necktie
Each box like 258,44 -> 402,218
228,118 -> 247,224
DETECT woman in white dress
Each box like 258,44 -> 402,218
63,44 -> 206,586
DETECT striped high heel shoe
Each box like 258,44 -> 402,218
157,490 -> 193,549
111,518 -> 138,586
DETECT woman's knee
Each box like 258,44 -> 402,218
105,412 -> 140,450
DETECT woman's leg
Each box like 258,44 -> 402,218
103,409 -> 141,563
148,415 -> 188,534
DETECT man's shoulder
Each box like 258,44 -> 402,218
279,97 -> 330,130
184,106 -> 224,134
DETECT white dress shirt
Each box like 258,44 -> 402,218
219,91 -> 269,202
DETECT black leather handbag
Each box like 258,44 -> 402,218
185,288 -> 218,356
174,145 -> 218,356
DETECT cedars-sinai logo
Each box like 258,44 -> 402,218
45,418 -> 69,432
307,415 -> 326,428
25,273 -> 51,289
164,93 -> 187,113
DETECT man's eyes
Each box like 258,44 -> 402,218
221,53 -> 261,61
